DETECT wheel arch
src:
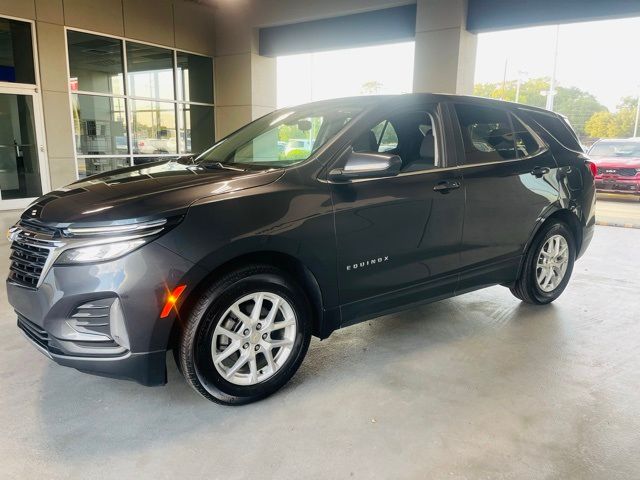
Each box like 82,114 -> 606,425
518,207 -> 582,277
167,251 -> 328,350
541,208 -> 583,253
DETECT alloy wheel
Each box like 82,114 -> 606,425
536,234 -> 569,292
211,292 -> 297,386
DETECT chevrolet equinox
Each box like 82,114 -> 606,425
7,94 -> 596,405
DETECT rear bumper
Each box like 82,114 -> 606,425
578,222 -> 595,260
7,241 -> 200,386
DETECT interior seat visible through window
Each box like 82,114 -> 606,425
352,110 -> 438,172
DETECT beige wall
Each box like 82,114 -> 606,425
0,0 -> 217,190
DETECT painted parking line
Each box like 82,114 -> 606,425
595,220 -> 640,229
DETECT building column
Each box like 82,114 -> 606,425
35,2 -> 78,190
413,0 -> 477,95
213,1 -> 276,139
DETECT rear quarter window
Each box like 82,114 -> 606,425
522,110 -> 583,152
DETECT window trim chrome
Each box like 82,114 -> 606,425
321,146 -> 550,184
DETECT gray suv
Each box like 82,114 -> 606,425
7,94 -> 596,405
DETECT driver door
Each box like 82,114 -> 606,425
328,103 -> 464,324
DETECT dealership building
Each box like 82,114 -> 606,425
0,0 -> 638,211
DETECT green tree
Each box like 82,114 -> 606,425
584,96 -> 638,139
473,78 -> 607,138
584,111 -> 614,138
361,80 -> 383,95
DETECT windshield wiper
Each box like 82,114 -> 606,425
199,161 -> 246,172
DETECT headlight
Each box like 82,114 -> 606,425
53,218 -> 174,265
55,239 -> 147,264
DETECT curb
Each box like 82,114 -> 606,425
596,221 -> 640,229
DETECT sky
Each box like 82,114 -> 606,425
277,16 -> 640,111
277,41 -> 415,107
475,17 -> 640,111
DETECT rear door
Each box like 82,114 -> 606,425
329,102 -> 464,323
448,102 -> 561,292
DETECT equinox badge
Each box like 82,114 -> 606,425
346,256 -> 389,271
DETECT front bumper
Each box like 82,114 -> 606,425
7,241 -> 199,386
595,177 -> 640,194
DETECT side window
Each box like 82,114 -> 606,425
352,110 -> 438,172
526,110 -> 582,152
379,121 -> 399,152
511,114 -> 543,158
455,104 -> 517,164
368,120 -> 399,153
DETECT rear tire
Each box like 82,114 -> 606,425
177,265 -> 312,405
510,221 -> 575,305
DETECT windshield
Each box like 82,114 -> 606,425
589,141 -> 640,158
196,103 -> 363,169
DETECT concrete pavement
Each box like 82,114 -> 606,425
1,214 -> 639,479
596,193 -> 640,227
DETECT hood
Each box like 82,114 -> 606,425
592,156 -> 640,169
22,160 -> 284,226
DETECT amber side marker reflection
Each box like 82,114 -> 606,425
160,284 -> 187,318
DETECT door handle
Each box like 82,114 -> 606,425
530,166 -> 550,178
433,180 -> 461,193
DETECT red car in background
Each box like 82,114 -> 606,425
588,138 -> 640,195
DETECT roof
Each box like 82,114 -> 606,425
291,93 -> 560,117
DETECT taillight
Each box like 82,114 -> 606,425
585,160 -> 597,177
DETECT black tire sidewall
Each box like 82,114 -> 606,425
528,222 -> 575,303
190,271 -> 311,403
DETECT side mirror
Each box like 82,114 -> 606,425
328,148 -> 402,182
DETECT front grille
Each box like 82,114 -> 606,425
618,168 -> 638,177
8,222 -> 59,289
597,167 -> 637,177
9,241 -> 49,288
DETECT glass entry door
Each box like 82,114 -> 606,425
0,88 -> 48,209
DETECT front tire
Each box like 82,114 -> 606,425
510,221 -> 576,304
178,265 -> 312,405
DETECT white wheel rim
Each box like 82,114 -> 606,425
211,292 -> 297,386
536,234 -> 569,293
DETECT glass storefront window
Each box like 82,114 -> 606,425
0,18 -> 35,84
67,31 -> 124,95
126,42 -> 174,100
72,94 -> 128,155
76,157 -> 131,179
66,31 -> 214,178
176,52 -> 213,104
179,104 -> 214,154
130,100 -> 177,154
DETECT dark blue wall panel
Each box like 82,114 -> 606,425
468,0 -> 640,33
259,4 -> 417,57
